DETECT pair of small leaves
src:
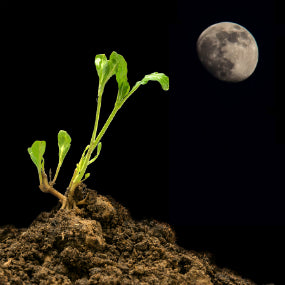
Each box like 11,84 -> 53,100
95,52 -> 169,107
28,130 -> 71,184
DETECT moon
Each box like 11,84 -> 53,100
196,22 -> 259,82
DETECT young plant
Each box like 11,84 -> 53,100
28,51 -> 169,210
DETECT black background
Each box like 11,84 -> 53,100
1,1 -> 284,284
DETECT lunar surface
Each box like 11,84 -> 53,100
196,22 -> 259,82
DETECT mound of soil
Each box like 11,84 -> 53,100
0,188 -> 256,284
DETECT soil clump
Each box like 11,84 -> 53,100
0,188 -> 255,284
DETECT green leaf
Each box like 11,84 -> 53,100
110,52 -> 130,104
132,72 -> 169,92
28,141 -> 46,169
95,53 -> 118,87
58,130 -> 71,165
28,140 -> 46,183
116,72 -> 169,107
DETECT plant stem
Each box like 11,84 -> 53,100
39,171 -> 66,203
67,86 -> 103,189
51,163 -> 61,185
91,85 -> 104,143
92,105 -> 120,150
65,101 -> 120,208
74,104 -> 120,184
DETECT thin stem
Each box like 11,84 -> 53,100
67,85 -> 103,190
73,105 -> 119,184
92,105 -> 120,150
51,163 -> 61,185
91,85 -> 104,143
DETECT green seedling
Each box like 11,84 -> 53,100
28,51 -> 169,210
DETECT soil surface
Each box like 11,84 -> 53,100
0,188 -> 256,284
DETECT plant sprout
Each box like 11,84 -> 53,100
28,51 -> 169,210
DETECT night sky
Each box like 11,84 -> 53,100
170,0 -> 284,226
1,0 -> 284,284
169,1 -> 285,283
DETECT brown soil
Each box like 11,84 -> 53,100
0,188 -> 256,285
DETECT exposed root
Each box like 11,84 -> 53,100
60,201 -> 82,214
77,193 -> 90,206
39,171 -> 89,212
60,197 -> 67,209
39,171 -> 66,203
60,192 -> 89,211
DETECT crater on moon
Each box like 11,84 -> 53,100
196,22 -> 259,82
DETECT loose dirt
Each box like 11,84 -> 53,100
0,188 -> 256,284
